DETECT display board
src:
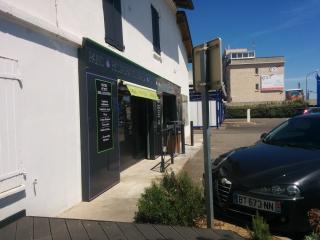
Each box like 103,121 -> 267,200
260,74 -> 284,92
80,72 -> 119,201
96,79 -> 113,152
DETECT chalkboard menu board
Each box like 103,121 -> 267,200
96,79 -> 113,152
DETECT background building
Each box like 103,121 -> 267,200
224,48 -> 285,104
0,0 -> 193,221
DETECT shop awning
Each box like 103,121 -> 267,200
122,81 -> 159,101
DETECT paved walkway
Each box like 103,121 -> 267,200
60,119 -> 286,222
183,118 -> 286,185
0,216 -> 243,240
59,134 -> 204,222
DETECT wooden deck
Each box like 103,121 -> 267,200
0,216 -> 243,240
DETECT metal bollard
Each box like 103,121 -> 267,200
190,121 -> 194,146
160,130 -> 165,172
181,123 -> 185,154
160,147 -> 165,172
247,109 -> 251,123
170,152 -> 174,164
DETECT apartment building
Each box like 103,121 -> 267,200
224,48 -> 285,103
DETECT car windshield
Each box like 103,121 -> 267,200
263,117 -> 320,150
310,108 -> 320,113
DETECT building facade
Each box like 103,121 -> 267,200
224,48 -> 285,104
0,0 -> 193,221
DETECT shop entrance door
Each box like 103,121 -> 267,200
119,95 -> 153,171
163,94 -> 177,126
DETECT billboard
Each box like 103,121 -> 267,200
260,74 -> 284,92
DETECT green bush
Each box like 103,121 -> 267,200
225,101 -> 308,118
249,214 -> 272,240
134,171 -> 205,226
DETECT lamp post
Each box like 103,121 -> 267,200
305,70 -> 319,101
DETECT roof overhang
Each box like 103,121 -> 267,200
176,11 -> 193,63
173,0 -> 194,10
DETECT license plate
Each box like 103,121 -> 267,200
233,193 -> 281,213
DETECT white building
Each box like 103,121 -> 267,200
0,0 -> 194,221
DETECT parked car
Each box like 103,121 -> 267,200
211,113 -> 320,234
303,107 -> 320,115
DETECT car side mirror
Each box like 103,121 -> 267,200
260,132 -> 267,139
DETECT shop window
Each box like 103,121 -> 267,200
102,0 -> 124,51
151,5 -> 161,54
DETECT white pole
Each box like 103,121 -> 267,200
247,109 -> 251,123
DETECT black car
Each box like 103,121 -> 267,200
212,113 -> 320,234
303,107 -> 320,115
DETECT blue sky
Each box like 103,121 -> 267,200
186,0 -> 320,99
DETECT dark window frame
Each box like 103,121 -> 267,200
151,5 -> 161,54
102,0 -> 124,51
255,67 -> 259,74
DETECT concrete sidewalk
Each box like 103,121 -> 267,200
59,134 -> 203,222
59,118 -> 286,223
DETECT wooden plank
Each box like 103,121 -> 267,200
65,219 -> 89,240
214,229 -> 244,240
172,226 -> 199,240
82,220 -> 108,240
100,221 -> 126,240
154,225 -> 184,240
194,228 -> 221,239
34,217 -> 52,240
135,223 -> 164,240
50,218 -> 71,240
0,221 -> 17,240
117,222 -> 145,240
16,216 -> 33,240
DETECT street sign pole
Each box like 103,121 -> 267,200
193,38 -> 222,228
199,46 -> 214,228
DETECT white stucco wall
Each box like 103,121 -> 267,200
0,0 -> 190,219
0,16 -> 81,218
0,0 -> 189,95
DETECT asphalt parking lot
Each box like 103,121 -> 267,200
183,118 -> 287,184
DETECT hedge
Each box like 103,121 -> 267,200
225,101 -> 308,118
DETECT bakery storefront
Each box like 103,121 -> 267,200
78,39 -> 182,201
